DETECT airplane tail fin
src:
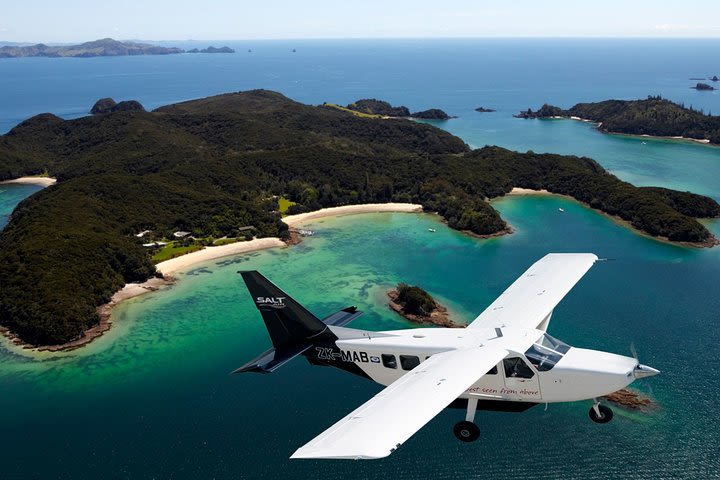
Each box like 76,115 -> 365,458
236,271 -> 364,374
239,271 -> 329,350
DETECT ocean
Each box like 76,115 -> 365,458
0,39 -> 719,479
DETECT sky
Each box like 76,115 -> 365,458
2,0 -> 720,42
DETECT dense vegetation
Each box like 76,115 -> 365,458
395,283 -> 436,316
346,99 -> 410,117
345,99 -> 451,119
0,90 -> 717,345
518,97 -> 720,144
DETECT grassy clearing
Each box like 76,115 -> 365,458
278,196 -> 297,215
151,242 -> 204,263
322,103 -> 384,119
213,237 -> 243,246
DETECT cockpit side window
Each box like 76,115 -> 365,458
539,333 -> 570,354
503,357 -> 535,379
525,344 -> 561,371
525,333 -> 571,371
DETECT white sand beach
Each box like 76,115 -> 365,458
282,202 -> 422,227
155,237 -> 286,275
0,176 -> 57,187
507,187 -> 551,195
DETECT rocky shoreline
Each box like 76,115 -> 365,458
603,388 -> 657,411
387,289 -> 464,328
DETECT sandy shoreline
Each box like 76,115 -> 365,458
507,187 -> 551,196
282,203 -> 422,227
0,176 -> 57,187
2,203 -> 424,353
155,237 -> 286,275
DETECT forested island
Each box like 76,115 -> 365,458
342,99 -> 453,119
387,283 -> 460,328
187,46 -> 235,54
0,90 -> 718,346
0,38 -> 234,58
516,96 -> 720,144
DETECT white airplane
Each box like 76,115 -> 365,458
236,253 -> 659,460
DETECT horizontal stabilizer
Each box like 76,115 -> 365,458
321,306 -> 363,327
233,342 -> 312,374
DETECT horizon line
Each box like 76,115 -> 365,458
3,35 -> 720,44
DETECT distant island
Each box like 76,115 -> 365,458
0,38 -> 234,58
692,82 -> 715,91
516,96 -> 720,145
187,46 -> 235,54
0,90 -> 717,347
475,107 -> 496,113
340,98 -> 454,119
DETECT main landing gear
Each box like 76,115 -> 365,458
589,399 -> 613,424
454,398 -> 480,442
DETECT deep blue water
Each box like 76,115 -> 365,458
2,38 -> 720,133
1,39 -> 720,479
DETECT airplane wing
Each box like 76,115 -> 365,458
468,253 -> 598,331
290,346 -> 508,460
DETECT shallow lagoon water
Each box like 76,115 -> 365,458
1,39 -> 720,478
1,202 -> 719,479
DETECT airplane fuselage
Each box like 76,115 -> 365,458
306,325 -> 650,407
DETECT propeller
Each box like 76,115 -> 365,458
629,342 -> 660,378
630,342 -> 638,362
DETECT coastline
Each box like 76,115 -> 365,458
562,116 -> 715,146
2,203 -> 423,353
387,289 -> 465,328
502,188 -> 720,248
282,203 -> 423,227
5,192 -> 715,353
0,176 -> 57,187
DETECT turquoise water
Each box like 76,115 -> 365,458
1,39 -> 720,479
0,183 -> 42,228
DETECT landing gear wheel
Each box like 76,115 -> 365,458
453,421 -> 480,442
589,404 -> 613,424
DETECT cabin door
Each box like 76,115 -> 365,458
501,356 -> 542,401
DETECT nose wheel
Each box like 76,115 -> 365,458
589,400 -> 613,424
454,397 -> 480,442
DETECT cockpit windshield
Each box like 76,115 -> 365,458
525,333 -> 571,372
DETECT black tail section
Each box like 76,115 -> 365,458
239,271 -> 330,350
236,271 -> 365,375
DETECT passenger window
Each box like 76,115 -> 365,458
503,357 -> 535,379
400,355 -> 420,370
486,365 -> 498,375
382,354 -> 397,369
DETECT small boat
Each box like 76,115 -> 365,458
428,228 -> 436,232
641,141 -> 647,145
558,208 -> 565,212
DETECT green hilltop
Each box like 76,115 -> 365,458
0,90 -> 718,346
